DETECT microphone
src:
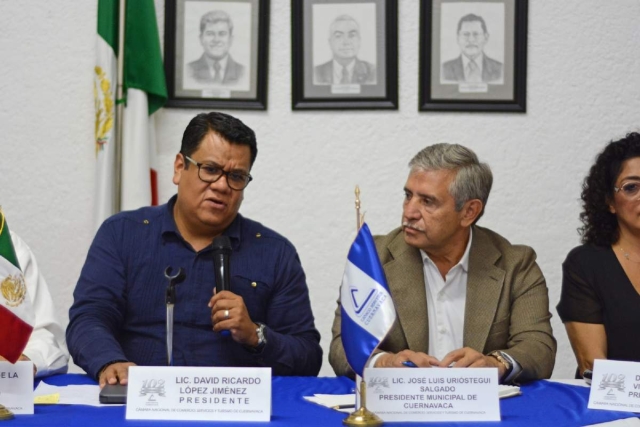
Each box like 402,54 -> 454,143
212,236 -> 232,294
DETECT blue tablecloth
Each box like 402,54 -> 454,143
5,374 -> 638,426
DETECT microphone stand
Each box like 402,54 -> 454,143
164,267 -> 185,366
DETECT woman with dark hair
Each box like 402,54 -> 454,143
557,132 -> 640,377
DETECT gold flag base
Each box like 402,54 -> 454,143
342,406 -> 383,426
0,404 -> 14,421
343,379 -> 383,427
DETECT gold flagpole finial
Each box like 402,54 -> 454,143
355,186 -> 365,232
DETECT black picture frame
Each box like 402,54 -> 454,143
419,0 -> 527,112
291,0 -> 398,110
164,0 -> 269,110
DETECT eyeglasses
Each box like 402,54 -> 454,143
614,180 -> 640,200
184,155 -> 252,191
459,31 -> 484,40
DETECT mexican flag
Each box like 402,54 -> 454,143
93,0 -> 167,228
0,211 -> 34,363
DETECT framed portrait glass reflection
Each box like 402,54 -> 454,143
164,0 -> 269,110
419,0 -> 527,112
292,0 -> 398,110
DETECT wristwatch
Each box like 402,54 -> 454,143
255,323 -> 267,351
489,351 -> 513,381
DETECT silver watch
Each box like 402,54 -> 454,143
256,323 -> 267,347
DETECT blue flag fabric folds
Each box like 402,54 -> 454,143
340,223 -> 397,377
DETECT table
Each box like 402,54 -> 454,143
5,374 -> 639,426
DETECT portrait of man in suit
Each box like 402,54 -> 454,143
329,143 -> 556,384
187,10 -> 245,86
314,14 -> 376,86
441,13 -> 503,84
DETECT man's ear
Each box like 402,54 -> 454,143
173,153 -> 185,185
460,199 -> 483,227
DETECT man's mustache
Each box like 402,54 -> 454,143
402,222 -> 425,232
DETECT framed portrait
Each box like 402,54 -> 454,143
291,0 -> 398,110
419,0 -> 527,112
164,0 -> 269,110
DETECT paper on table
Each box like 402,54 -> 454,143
34,382 -> 124,407
305,385 -> 521,413
34,393 -> 60,404
499,384 -> 521,399
303,394 -> 355,413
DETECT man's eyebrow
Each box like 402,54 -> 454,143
403,187 -> 437,200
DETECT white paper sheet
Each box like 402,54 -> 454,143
34,382 -> 123,407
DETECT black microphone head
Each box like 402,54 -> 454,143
212,236 -> 232,254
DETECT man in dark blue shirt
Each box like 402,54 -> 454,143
67,112 -> 322,386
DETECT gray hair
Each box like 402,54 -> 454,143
200,10 -> 233,35
329,14 -> 360,37
409,143 -> 493,220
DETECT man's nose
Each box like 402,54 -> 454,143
403,198 -> 420,219
209,174 -> 231,192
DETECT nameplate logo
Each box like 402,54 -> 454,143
363,367 -> 500,422
125,366 -> 271,421
588,359 -> 640,412
0,361 -> 33,414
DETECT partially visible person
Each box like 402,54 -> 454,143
314,14 -> 376,85
441,13 -> 503,83
67,112 -> 322,387
558,132 -> 640,378
187,10 -> 244,85
0,231 -> 69,378
329,143 -> 556,384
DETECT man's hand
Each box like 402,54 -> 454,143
208,290 -> 259,347
99,362 -> 136,388
438,347 -> 505,377
374,350 -> 440,368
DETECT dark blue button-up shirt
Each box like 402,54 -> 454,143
66,196 -> 322,379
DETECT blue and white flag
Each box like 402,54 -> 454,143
341,223 -> 396,377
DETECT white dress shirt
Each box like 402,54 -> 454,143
11,231 -> 69,378
332,59 -> 356,84
461,53 -> 484,83
421,231 -> 472,361
205,55 -> 228,82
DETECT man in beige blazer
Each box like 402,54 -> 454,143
330,143 -> 556,383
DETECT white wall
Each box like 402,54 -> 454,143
1,0 -> 639,378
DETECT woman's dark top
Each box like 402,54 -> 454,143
557,244 -> 640,362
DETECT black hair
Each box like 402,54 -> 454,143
580,132 -> 640,246
180,112 -> 257,166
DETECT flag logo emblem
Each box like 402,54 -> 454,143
1,273 -> 27,308
94,65 -> 114,154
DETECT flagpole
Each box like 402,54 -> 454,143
343,187 -> 383,427
114,0 -> 127,213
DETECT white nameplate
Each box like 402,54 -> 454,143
0,361 -> 34,414
363,367 -> 500,422
125,366 -> 271,421
588,359 -> 640,412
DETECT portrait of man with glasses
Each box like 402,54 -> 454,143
67,112 -> 323,388
441,13 -> 504,84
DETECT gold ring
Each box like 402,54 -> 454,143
224,309 -> 230,319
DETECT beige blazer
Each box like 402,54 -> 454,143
329,225 -> 556,382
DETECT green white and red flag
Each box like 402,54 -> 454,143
93,0 -> 167,228
0,210 -> 34,363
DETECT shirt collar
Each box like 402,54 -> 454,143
162,194 -> 243,250
461,53 -> 484,70
420,228 -> 473,273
